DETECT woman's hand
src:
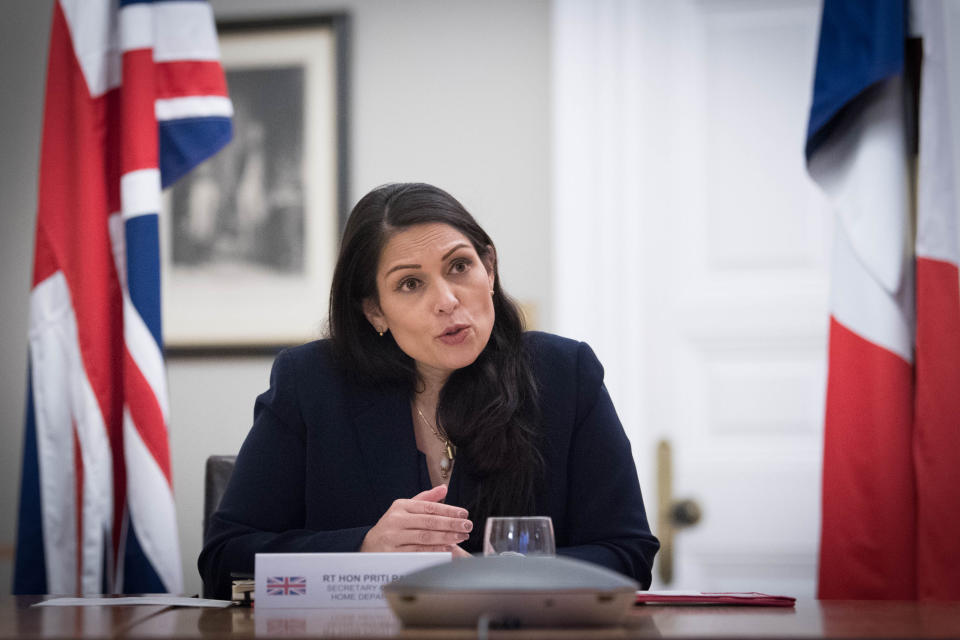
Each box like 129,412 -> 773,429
360,484 -> 474,552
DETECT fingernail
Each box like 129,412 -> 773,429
457,534 -> 469,542
463,521 -> 473,532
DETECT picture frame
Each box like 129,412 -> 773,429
162,15 -> 350,355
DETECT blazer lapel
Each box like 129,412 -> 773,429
350,384 -> 422,515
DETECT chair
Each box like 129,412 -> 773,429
203,454 -> 237,541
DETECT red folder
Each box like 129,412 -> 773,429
635,591 -> 796,607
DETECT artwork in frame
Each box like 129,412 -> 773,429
162,16 -> 350,354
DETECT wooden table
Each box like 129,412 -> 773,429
3,596 -> 960,639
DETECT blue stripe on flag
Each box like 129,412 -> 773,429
123,516 -> 167,593
805,0 -> 906,158
13,362 -> 48,595
159,117 -> 233,188
125,214 -> 163,348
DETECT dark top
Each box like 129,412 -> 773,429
199,331 -> 659,599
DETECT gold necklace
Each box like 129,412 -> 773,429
415,405 -> 456,479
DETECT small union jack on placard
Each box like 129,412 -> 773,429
267,576 -> 307,596
255,552 -> 450,608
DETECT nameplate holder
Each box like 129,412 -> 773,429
255,552 -> 451,609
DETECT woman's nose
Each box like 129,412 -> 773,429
434,282 -> 459,314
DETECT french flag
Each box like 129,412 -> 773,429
807,0 -> 960,599
14,0 -> 232,594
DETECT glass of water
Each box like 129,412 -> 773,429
483,516 -> 556,557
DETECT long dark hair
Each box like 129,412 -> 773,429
328,183 -> 543,537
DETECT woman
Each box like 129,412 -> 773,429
199,183 -> 659,599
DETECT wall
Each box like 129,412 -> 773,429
0,0 -> 551,596
0,0 -> 55,596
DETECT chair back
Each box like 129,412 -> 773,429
203,454 -> 237,540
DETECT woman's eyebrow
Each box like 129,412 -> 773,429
442,243 -> 470,260
385,263 -> 420,276
384,244 -> 470,276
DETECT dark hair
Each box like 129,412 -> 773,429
328,183 -> 543,539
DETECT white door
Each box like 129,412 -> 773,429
552,0 -> 830,597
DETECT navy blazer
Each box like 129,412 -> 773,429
199,331 -> 659,599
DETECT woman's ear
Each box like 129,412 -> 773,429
483,245 -> 497,290
362,298 -> 387,333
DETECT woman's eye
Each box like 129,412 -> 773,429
450,259 -> 471,274
398,278 -> 421,292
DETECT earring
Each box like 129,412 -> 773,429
378,328 -> 385,337
489,289 -> 495,296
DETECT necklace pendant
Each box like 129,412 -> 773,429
445,442 -> 455,460
439,456 -> 451,478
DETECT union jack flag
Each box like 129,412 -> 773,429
267,576 -> 308,596
14,0 -> 232,594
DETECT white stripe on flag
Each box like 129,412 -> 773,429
125,294 -> 170,421
809,75 -> 914,360
831,219 -> 914,363
119,3 -> 153,53
60,0 -> 120,97
124,410 -> 183,592
29,272 -> 114,593
120,1 -> 220,61
75,370 -> 114,595
808,76 -> 912,297
155,96 -> 234,122
121,169 -> 162,219
917,0 -> 960,265
153,1 -> 220,62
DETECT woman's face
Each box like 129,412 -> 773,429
363,222 -> 496,385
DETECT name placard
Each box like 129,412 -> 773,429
254,552 -> 451,609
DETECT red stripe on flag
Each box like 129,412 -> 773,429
121,50 -> 159,176
39,3 -> 128,585
123,349 -> 172,486
32,228 -> 59,288
914,256 -> 960,599
38,2 -> 125,445
155,60 -> 229,99
818,317 -> 916,600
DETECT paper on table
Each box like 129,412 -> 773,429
33,596 -> 234,608
635,591 -> 796,607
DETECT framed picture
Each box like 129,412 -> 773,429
162,15 -> 350,354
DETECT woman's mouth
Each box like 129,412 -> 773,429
437,324 -> 470,345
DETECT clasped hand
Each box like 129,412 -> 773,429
360,485 -> 473,558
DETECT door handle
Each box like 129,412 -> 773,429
656,439 -> 702,584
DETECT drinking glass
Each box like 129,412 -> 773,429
483,516 -> 556,557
